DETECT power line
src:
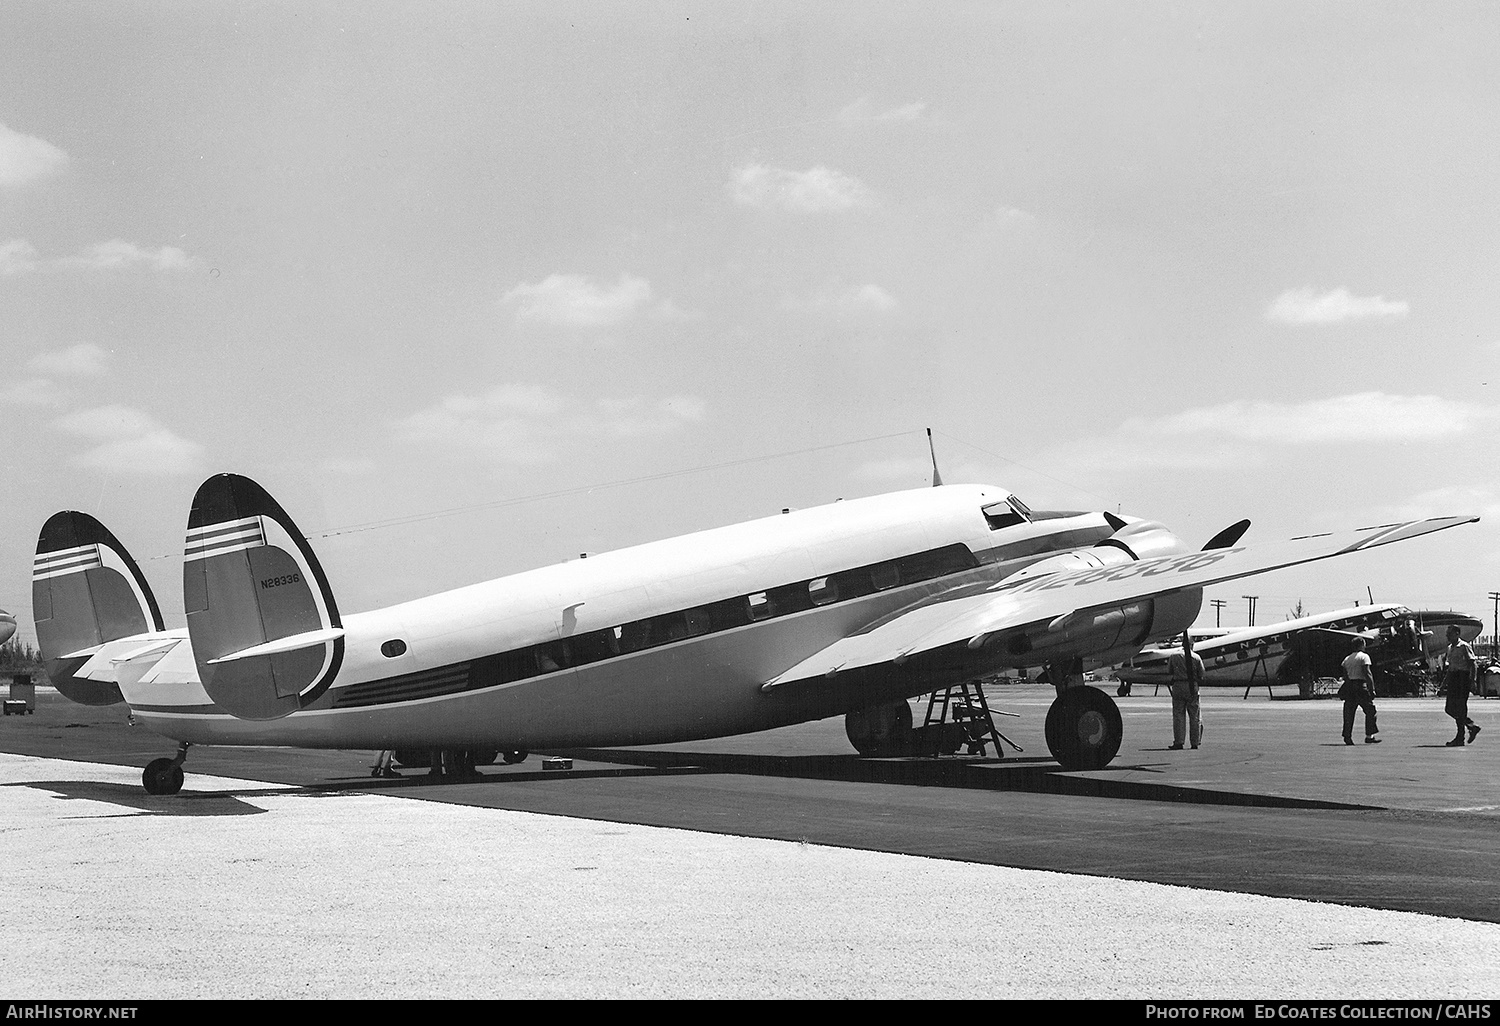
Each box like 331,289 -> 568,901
929,430 -> 1116,505
136,429 -> 928,561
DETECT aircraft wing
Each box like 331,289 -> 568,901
763,515 -> 1476,689
1284,627 -> 1369,655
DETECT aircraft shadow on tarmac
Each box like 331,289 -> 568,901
489,748 -> 1384,811
4,779 -> 272,817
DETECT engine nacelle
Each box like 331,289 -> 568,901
1005,519 -> 1191,585
999,589 -> 1204,666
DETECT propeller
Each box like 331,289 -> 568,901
1201,519 -> 1251,551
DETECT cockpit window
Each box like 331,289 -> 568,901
982,497 -> 1029,531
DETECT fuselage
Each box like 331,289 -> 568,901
128,484 -> 1176,749
0,608 -> 15,648
1115,604 -> 1480,686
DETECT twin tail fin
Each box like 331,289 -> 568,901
33,511 -> 165,705
184,474 -> 344,720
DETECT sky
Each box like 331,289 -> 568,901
2,1 -> 1498,648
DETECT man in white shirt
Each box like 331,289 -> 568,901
1443,624 -> 1481,747
1339,637 -> 1380,745
1166,633 -> 1204,750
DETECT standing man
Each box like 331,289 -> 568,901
1443,624 -> 1481,747
1167,633 -> 1204,750
1339,637 -> 1381,745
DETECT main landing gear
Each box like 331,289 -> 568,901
1041,661 -> 1123,771
143,743 -> 190,795
391,747 -> 528,779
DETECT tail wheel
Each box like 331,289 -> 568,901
1044,687 -> 1123,770
143,758 -> 184,796
501,750 -> 529,765
845,700 -> 914,756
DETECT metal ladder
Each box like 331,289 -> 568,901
920,679 -> 1021,758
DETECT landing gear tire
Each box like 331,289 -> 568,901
393,749 -> 432,769
1044,686 -> 1123,770
845,700 -> 914,757
143,758 -> 184,796
501,750 -> 529,765
472,749 -> 500,766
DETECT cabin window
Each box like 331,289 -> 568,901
829,566 -> 877,602
898,544 -> 979,584
650,611 -> 690,643
569,629 -> 619,665
617,620 -> 651,653
871,562 -> 901,591
536,641 -> 571,673
808,577 -> 838,606
380,639 -> 407,658
682,607 -> 714,638
701,596 -> 753,632
469,649 -> 541,688
765,582 -> 814,617
747,592 -> 772,621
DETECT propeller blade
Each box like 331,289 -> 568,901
1202,519 -> 1251,550
1104,512 -> 1127,532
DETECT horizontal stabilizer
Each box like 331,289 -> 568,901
764,514 -> 1477,690
206,627 -> 346,665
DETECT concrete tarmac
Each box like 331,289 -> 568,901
4,682 -> 1500,998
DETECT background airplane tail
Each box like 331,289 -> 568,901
32,511 -> 165,706
183,474 -> 344,720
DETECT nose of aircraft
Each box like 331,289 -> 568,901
0,608 -> 16,647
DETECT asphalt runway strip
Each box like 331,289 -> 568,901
2,753 -> 1497,1000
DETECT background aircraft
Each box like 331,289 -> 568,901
0,608 -> 15,648
1114,604 -> 1484,695
33,473 -> 1475,793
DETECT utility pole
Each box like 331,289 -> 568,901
1489,591 -> 1499,659
1243,595 -> 1259,628
1211,599 -> 1227,627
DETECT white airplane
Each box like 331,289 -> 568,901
0,608 -> 16,647
33,473 -> 1476,794
1114,603 -> 1484,692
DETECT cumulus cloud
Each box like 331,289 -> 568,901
1131,393 -> 1485,444
502,273 -> 691,327
838,98 -> 928,124
0,378 -> 67,408
1368,485 -> 1500,525
0,122 -> 69,187
1045,392 -> 1496,480
52,405 -> 203,475
53,240 -> 192,272
1266,288 -> 1410,324
781,283 -> 898,316
729,164 -> 874,212
996,206 -> 1035,224
395,384 -> 705,464
0,238 -> 193,274
0,239 -> 39,275
28,343 -> 109,377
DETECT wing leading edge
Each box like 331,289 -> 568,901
762,515 -> 1477,689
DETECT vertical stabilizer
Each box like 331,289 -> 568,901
33,511 -> 165,705
183,474 -> 344,720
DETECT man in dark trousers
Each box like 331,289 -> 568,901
1339,636 -> 1380,745
1167,632 -> 1204,750
1443,624 -> 1481,747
